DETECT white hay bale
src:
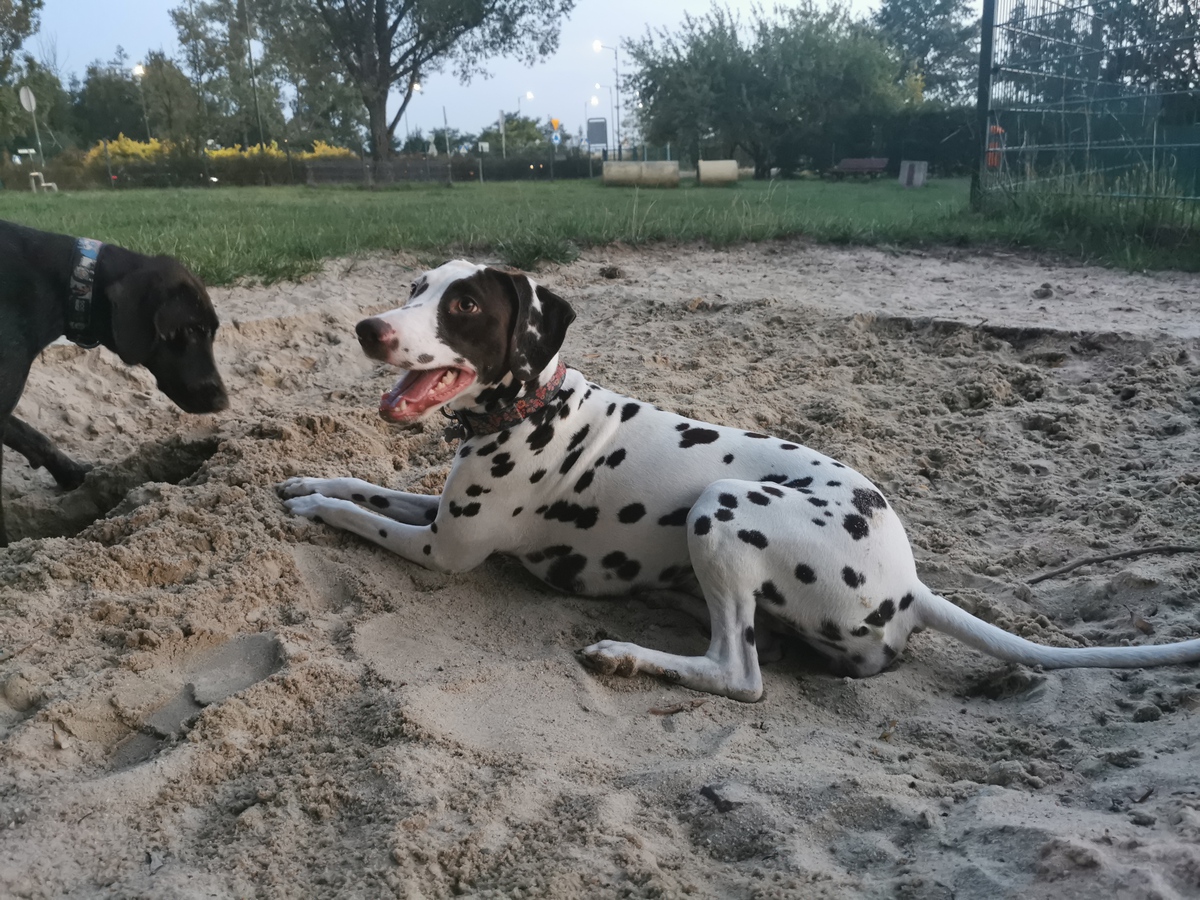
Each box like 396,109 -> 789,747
602,161 -> 680,187
698,159 -> 739,185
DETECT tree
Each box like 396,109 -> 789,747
627,3 -> 905,176
71,48 -> 149,144
477,113 -> 547,154
0,0 -> 42,80
253,0 -> 575,160
873,0 -> 977,104
140,52 -> 204,147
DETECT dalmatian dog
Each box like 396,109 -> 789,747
279,260 -> 1200,701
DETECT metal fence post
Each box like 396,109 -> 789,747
971,0 -> 997,210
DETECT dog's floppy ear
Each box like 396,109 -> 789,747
107,267 -> 161,365
488,268 -> 576,381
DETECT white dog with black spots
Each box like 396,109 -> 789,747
279,260 -> 1200,701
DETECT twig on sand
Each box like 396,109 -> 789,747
649,699 -> 707,716
1027,545 -> 1200,585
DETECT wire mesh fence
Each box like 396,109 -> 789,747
979,0 -> 1200,233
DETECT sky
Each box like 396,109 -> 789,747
34,0 -> 880,145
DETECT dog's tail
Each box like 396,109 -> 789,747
912,587 -> 1200,668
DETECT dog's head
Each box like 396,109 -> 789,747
356,260 -> 575,424
106,256 -> 229,415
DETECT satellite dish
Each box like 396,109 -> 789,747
19,86 -> 36,113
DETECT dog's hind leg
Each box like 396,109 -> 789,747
580,495 -> 765,702
3,417 -> 93,490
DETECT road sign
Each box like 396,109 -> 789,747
587,118 -> 608,147
550,118 -> 560,132
19,86 -> 35,113
551,132 -> 562,145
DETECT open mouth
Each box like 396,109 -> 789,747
379,366 -> 476,423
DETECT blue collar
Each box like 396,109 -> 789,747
67,237 -> 104,348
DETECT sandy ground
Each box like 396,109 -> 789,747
2,241 -> 1200,900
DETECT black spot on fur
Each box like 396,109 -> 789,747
714,508 -> 734,522
842,567 -> 866,588
530,469 -> 546,483
546,552 -> 588,594
466,484 -> 488,497
780,443 -> 798,450
675,423 -> 689,432
527,422 -> 555,452
738,530 -> 768,549
899,592 -> 915,610
605,449 -> 626,468
794,563 -> 816,584
658,507 -> 690,526
422,544 -> 431,555
761,474 -> 787,484
352,493 -> 365,502
618,503 -> 645,523
476,441 -> 498,457
852,488 -> 888,517
568,425 -> 590,451
512,507 -> 523,516
574,470 -> 595,493
601,551 -> 641,581
812,518 -> 826,527
448,501 -> 466,518
807,497 -> 828,508
462,503 -> 481,517
832,462 -> 845,468
423,507 -> 437,522
723,454 -> 735,464
606,403 -> 616,416
370,496 -> 389,509
762,485 -> 784,498
843,514 -> 869,540
787,477 -> 814,489
819,619 -> 841,641
747,491 -> 769,506
745,432 -> 769,439
693,516 -> 711,536
851,625 -> 869,637
542,501 -> 599,530
680,428 -> 719,449
827,480 -> 842,487
745,627 -> 756,646
525,550 -> 546,563
459,445 -> 472,458
754,581 -> 786,606
490,454 -> 515,478
430,523 -> 438,534
865,599 -> 896,627
559,447 -> 583,474
718,493 -> 738,508
621,403 -> 641,422
417,353 -> 434,364
378,529 -> 388,538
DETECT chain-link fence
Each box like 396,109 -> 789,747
978,0 -> 1200,230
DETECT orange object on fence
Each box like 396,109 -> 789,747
986,124 -> 1005,169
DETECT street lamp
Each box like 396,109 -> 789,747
594,82 -> 616,154
405,82 -> 422,146
518,90 -> 533,116
593,39 -> 621,158
131,63 -> 152,142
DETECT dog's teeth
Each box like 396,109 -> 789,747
397,400 -> 408,412
441,371 -> 454,385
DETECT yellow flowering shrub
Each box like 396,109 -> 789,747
82,137 -> 357,164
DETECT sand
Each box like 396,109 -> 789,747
2,241 -> 1199,899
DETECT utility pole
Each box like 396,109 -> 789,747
240,0 -> 267,147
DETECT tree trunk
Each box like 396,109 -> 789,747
366,88 -> 391,161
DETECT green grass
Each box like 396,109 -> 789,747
0,178 -> 1194,285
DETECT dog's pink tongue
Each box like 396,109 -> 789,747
380,367 -> 478,422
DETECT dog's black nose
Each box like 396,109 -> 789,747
356,317 -> 398,361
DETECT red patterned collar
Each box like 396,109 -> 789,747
443,361 -> 568,440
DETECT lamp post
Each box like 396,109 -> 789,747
132,64 -> 152,141
405,82 -> 421,151
517,90 -> 533,116
593,39 -> 620,159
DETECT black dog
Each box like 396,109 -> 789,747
0,220 -> 228,546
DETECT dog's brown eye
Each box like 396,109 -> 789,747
455,297 -> 479,314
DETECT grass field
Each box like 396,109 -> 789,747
0,178 -> 1195,284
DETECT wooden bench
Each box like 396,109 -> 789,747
829,158 -> 888,179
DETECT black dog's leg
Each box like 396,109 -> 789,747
3,416 -> 93,490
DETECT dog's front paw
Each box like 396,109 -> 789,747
283,494 -> 332,522
578,640 -> 652,678
277,476 -> 322,499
